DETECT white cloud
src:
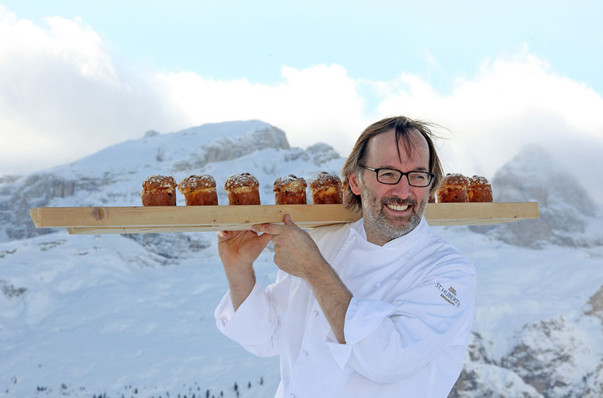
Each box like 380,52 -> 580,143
155,64 -> 369,154
374,51 -> 603,203
0,7 -> 183,174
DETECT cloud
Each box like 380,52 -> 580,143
0,6 -> 369,175
0,7 -> 183,174
373,51 -> 603,204
1,7 -> 602,205
154,64 -> 369,153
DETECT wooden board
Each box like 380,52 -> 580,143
29,202 -> 540,235
424,202 -> 540,226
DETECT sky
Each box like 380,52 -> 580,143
1,0 -> 603,203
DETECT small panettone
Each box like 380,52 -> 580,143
309,172 -> 343,204
273,174 -> 307,204
436,173 -> 469,203
178,175 -> 218,205
141,175 -> 177,206
467,175 -> 493,202
224,173 -> 261,205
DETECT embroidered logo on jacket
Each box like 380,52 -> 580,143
436,283 -> 461,308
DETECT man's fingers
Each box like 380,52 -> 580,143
252,214 -> 299,236
283,214 -> 295,226
252,222 -> 284,235
257,231 -> 274,247
217,230 -> 261,243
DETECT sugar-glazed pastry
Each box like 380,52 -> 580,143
309,171 -> 343,204
178,175 -> 218,205
141,175 -> 177,206
273,174 -> 307,204
224,173 -> 261,205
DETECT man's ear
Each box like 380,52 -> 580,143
349,172 -> 362,196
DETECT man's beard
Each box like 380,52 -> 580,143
362,193 -> 427,244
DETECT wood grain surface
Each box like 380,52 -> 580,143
30,202 -> 540,235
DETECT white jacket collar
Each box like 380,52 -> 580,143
350,216 -> 429,250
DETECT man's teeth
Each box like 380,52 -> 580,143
386,204 -> 409,211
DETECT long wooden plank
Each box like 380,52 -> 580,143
30,205 -> 360,228
30,202 -> 540,234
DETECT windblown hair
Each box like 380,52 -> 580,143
342,116 -> 444,211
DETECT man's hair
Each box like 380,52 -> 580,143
342,116 -> 444,211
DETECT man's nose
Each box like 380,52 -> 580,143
390,175 -> 412,198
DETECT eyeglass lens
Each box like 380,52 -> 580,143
377,169 -> 431,187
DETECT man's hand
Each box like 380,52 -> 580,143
251,214 -> 327,278
217,230 -> 272,270
252,215 -> 352,344
217,230 -> 272,310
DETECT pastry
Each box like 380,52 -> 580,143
141,175 -> 177,206
467,175 -> 493,202
309,172 -> 343,204
436,173 -> 469,203
273,174 -> 307,204
224,173 -> 261,205
178,175 -> 218,205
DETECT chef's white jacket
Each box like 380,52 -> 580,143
214,217 -> 476,397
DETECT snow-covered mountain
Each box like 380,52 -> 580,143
1,120 -> 602,397
471,144 -> 603,248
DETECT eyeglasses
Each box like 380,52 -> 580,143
360,165 -> 434,187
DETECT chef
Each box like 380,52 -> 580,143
214,116 -> 476,397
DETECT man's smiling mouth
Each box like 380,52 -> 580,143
385,203 -> 409,211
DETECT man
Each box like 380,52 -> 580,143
214,116 -> 476,397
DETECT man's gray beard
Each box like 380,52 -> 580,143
362,196 -> 426,244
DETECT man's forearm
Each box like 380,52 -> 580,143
305,262 -> 352,344
247,216 -> 352,343
225,264 -> 256,311
216,229 -> 272,311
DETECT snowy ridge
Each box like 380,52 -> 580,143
471,144 -> 603,248
1,120 -> 602,397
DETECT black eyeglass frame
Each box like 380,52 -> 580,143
360,165 -> 435,187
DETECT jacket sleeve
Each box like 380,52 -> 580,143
326,260 -> 476,383
214,270 -> 292,358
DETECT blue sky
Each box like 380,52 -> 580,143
6,0 -> 603,91
1,0 -> 603,202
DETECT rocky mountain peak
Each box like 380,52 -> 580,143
177,123 -> 291,170
493,144 -> 596,217
473,144 -> 601,248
